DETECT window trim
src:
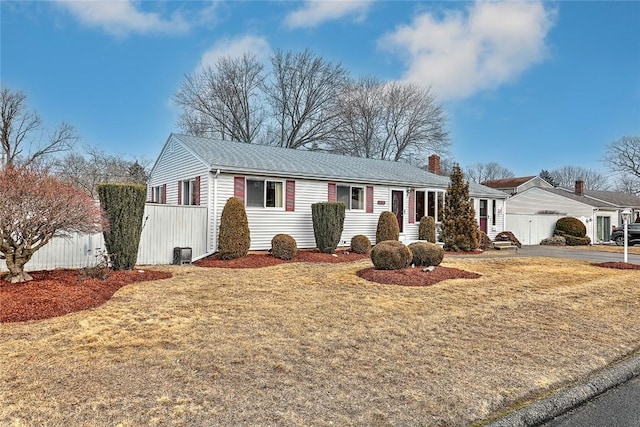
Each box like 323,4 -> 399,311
336,184 -> 365,210
181,178 -> 197,206
245,177 -> 285,209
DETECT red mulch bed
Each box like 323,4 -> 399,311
0,269 -> 172,323
592,262 -> 640,270
194,249 -> 370,268
357,266 -> 481,287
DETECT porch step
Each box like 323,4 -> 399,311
493,241 -> 517,251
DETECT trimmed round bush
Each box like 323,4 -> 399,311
376,211 -> 399,243
408,242 -> 444,267
350,234 -> 371,254
370,240 -> 412,270
541,236 -> 566,246
271,234 -> 297,260
418,216 -> 436,243
218,197 -> 250,260
555,217 -> 586,237
565,235 -> 591,246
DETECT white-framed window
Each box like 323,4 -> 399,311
182,179 -> 197,205
419,190 -> 445,222
151,186 -> 161,203
246,178 -> 283,208
337,184 -> 365,210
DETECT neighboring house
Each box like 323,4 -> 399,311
147,133 -> 508,253
481,176 -> 553,195
503,179 -> 640,244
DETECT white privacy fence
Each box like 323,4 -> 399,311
505,213 -> 566,245
1,204 -> 208,272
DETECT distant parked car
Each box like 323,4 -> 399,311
611,223 -> 640,246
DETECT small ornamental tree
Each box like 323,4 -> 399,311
98,183 -> 147,270
440,164 -> 480,251
311,202 -> 345,253
218,197 -> 251,259
0,167 -> 104,283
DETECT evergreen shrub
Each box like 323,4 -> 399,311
408,242 -> 444,266
311,202 -> 345,253
98,183 -> 147,270
271,234 -> 297,260
376,211 -> 399,243
418,216 -> 436,243
218,197 -> 251,260
350,235 -> 372,254
370,240 -> 412,270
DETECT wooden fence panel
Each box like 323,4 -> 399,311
1,204 -> 208,272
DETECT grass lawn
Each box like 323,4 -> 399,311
1,256 -> 639,426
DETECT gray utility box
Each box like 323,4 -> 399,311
173,247 -> 192,265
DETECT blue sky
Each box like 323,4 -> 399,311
2,1 -> 639,177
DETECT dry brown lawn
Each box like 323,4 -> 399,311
568,244 -> 640,255
1,256 -> 639,427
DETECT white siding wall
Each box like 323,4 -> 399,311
507,188 -> 593,217
1,204 -> 208,272
505,214 -> 565,245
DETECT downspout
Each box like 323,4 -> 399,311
193,168 -> 220,262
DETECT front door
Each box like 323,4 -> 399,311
479,199 -> 488,233
392,190 -> 404,232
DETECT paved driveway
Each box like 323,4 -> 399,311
511,245 -> 640,264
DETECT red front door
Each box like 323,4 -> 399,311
479,199 -> 488,233
392,190 -> 404,232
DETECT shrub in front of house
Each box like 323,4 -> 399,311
408,242 -> 444,267
554,217 -> 589,246
98,183 -> 147,270
218,197 -> 251,260
376,211 -> 399,243
370,240 -> 412,270
477,231 -> 493,250
418,216 -> 436,243
271,234 -> 297,260
494,231 -> 522,248
311,202 -> 346,253
350,235 -> 371,254
440,165 -> 480,252
541,236 -> 566,246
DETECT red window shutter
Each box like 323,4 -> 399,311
162,184 -> 167,204
286,180 -> 295,212
366,186 -> 374,213
234,176 -> 245,203
328,182 -> 337,202
195,176 -> 201,206
408,188 -> 416,224
177,181 -> 182,205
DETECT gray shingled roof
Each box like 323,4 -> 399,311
541,188 -> 618,208
171,133 -> 506,198
585,190 -> 640,208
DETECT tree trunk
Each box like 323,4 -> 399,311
4,253 -> 33,283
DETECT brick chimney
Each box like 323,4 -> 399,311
575,179 -> 585,196
428,154 -> 441,175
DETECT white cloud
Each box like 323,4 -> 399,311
284,0 -> 372,29
54,0 -> 190,37
379,1 -> 556,100
199,35 -> 271,70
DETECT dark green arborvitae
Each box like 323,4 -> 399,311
440,164 -> 480,252
218,197 -> 251,260
311,202 -> 345,253
98,183 -> 147,270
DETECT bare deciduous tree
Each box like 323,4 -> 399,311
54,146 -> 150,197
264,49 -> 349,149
1,87 -> 78,168
465,162 -> 515,184
329,77 -> 450,164
604,136 -> 640,194
0,167 -> 104,283
174,53 -> 265,142
549,165 -> 609,190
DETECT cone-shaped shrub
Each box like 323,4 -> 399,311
98,183 -> 147,270
370,240 -> 412,270
218,197 -> 250,260
376,211 -> 399,243
408,242 -> 444,266
418,216 -> 436,242
271,234 -> 297,260
311,202 -> 346,253
350,234 -> 372,254
440,165 -> 479,252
